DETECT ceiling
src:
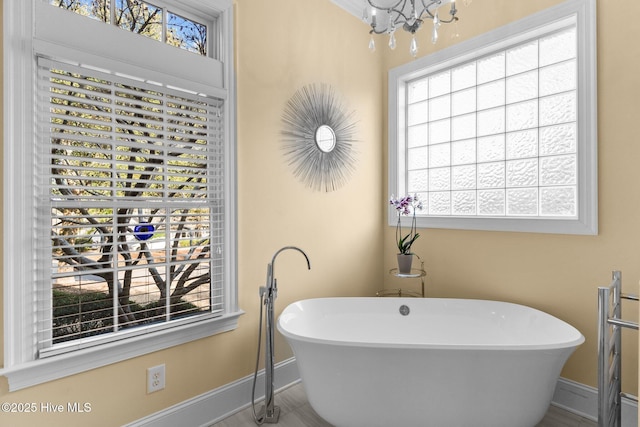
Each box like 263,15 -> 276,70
330,0 -> 363,19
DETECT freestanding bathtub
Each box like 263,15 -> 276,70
277,297 -> 584,427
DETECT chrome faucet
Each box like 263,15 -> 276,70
255,246 -> 311,424
262,246 -> 311,299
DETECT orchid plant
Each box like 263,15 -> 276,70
389,194 -> 424,255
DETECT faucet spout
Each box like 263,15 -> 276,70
266,246 -> 311,291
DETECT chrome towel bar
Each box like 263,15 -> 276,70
597,271 -> 638,427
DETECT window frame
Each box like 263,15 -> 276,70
388,0 -> 597,235
2,0 -> 240,391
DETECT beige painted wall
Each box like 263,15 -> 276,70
0,0 -> 383,425
382,0 -> 640,395
1,0 -> 639,425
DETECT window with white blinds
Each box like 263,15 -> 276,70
36,56 -> 226,356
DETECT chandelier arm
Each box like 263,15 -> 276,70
367,0 -> 415,27
418,0 -> 458,22
417,0 -> 437,19
369,27 -> 391,35
436,15 -> 458,24
367,0 -> 406,10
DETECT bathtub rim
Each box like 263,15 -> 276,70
277,296 -> 586,351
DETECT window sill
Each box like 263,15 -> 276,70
0,310 -> 243,392
397,214 -> 598,235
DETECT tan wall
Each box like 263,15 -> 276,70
0,0 -> 384,425
1,0 -> 639,425
382,0 -> 640,394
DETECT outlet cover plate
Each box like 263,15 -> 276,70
147,364 -> 165,393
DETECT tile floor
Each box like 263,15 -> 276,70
212,382 -> 597,427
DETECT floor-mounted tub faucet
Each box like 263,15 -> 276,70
252,246 -> 311,425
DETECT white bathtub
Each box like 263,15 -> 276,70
277,297 -> 584,427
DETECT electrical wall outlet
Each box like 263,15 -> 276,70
147,364 -> 165,393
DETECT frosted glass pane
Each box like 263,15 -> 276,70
540,27 -> 576,67
429,167 -> 451,191
408,78 -> 429,103
429,119 -> 451,144
452,113 -> 476,141
429,95 -> 451,121
506,71 -> 538,104
540,60 -> 576,97
398,21 -> 587,223
429,192 -> 451,215
429,143 -> 451,168
478,52 -> 505,84
540,186 -> 576,216
408,146 -> 428,170
506,130 -> 538,159
540,92 -> 576,126
478,162 -> 505,189
452,191 -> 476,215
452,139 -> 476,165
506,100 -> 538,132
507,188 -> 538,216
478,134 -> 505,162
408,170 -> 428,192
408,100 -> 428,126
452,165 -> 476,190
429,71 -> 450,98
477,80 -> 505,110
415,192 -> 429,212
478,189 -> 505,216
478,107 -> 505,137
540,123 -> 576,155
408,123 -> 428,148
540,154 -> 576,186
506,40 -> 538,76
452,62 -> 477,91
452,87 -> 476,116
507,158 -> 538,187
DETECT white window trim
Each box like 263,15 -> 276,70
1,0 -> 240,391
388,0 -> 597,235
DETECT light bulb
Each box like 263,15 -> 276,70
389,31 -> 396,50
369,36 -> 376,52
410,36 -> 418,57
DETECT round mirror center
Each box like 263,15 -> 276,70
315,125 -> 336,153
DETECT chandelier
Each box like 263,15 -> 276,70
363,0 -> 461,57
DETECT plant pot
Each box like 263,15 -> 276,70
396,253 -> 413,274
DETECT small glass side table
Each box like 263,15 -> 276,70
377,261 -> 426,297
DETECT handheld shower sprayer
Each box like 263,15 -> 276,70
252,246 -> 311,425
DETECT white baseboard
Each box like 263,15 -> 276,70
123,357 -> 300,427
126,359 -> 638,427
552,377 -> 638,427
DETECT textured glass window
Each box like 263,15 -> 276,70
405,25 -> 578,219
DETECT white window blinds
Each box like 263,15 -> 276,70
36,56 -> 226,357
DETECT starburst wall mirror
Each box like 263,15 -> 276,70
281,84 -> 357,192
